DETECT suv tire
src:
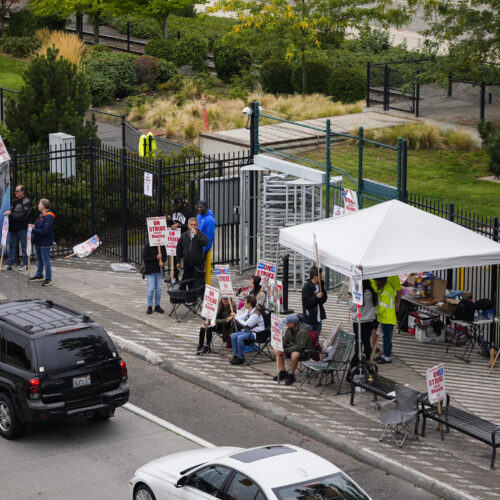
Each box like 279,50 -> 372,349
0,393 -> 24,439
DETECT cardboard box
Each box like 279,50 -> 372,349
431,278 -> 447,301
415,324 -> 445,343
408,311 -> 439,334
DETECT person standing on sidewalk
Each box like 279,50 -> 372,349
196,200 -> 216,285
29,199 -> 55,286
3,185 -> 32,271
373,277 -> 397,364
302,266 -> 328,334
167,196 -> 194,284
142,242 -> 167,315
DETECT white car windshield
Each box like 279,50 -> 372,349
273,472 -> 369,500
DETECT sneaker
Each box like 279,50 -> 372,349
42,279 -> 52,286
200,346 -> 211,355
230,356 -> 244,365
5,265 -> 12,271
154,305 -> 164,313
196,345 -> 204,355
272,370 -> 288,382
147,306 -> 153,315
377,356 -> 391,364
285,373 -> 296,386
373,355 -> 384,363
18,265 -> 28,271
29,275 -> 44,281
170,278 -> 176,286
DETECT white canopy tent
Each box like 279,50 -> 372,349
279,200 -> 500,279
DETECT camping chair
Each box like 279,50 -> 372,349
374,383 -> 420,448
244,308 -> 273,365
300,330 -> 355,395
167,279 -> 205,323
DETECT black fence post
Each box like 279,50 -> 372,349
89,139 -> 96,235
282,254 -> 293,314
121,147 -> 128,262
383,64 -> 389,111
157,158 -> 164,216
492,217 -> 499,347
126,22 -> 130,53
366,62 -> 371,108
415,70 -> 420,117
447,202 -> 455,288
448,74 -> 452,97
480,82 -> 486,122
249,105 -> 255,159
11,149 -> 17,190
401,139 -> 408,202
121,115 -> 126,149
1,87 -> 4,122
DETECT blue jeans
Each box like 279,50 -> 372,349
305,322 -> 322,334
231,330 -> 255,359
146,272 -> 162,307
7,230 -> 28,266
35,246 -> 51,280
382,323 -> 394,358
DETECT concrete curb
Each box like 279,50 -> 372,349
115,335 -> 474,500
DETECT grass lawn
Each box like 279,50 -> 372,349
304,143 -> 499,218
0,52 -> 27,91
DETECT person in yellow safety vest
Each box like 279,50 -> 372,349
138,132 -> 157,158
373,277 -> 396,364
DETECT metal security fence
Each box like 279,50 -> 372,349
11,142 -> 252,266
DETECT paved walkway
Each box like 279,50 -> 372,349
9,255 -> 497,500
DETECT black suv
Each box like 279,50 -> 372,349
0,299 -> 129,438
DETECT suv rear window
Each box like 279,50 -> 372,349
34,327 -> 115,371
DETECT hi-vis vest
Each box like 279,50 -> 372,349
376,282 -> 397,325
138,132 -> 157,158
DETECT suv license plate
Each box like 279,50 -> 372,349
73,375 -> 91,388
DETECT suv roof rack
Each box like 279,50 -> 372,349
0,300 -> 93,334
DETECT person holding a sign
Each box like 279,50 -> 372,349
273,314 -> 313,386
373,277 -> 397,364
142,242 -> 167,314
168,196 -> 194,283
302,266 -> 328,334
197,296 -> 236,355
176,218 -> 209,293
29,199 -> 55,286
3,185 -> 32,271
230,295 -> 265,365
196,200 -> 216,285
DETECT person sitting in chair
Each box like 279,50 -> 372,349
229,295 -> 265,365
237,275 -> 267,310
273,314 -> 313,386
197,296 -> 236,355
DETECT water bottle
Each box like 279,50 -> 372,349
474,310 -> 479,322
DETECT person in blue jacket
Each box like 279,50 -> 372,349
29,198 -> 55,286
196,200 -> 216,285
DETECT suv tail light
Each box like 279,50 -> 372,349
120,361 -> 127,379
27,378 -> 40,400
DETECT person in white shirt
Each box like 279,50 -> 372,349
229,295 -> 265,365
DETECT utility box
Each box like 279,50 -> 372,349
49,133 -> 76,178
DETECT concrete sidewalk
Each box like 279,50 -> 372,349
2,256 -> 499,499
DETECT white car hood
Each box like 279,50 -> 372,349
137,447 -> 243,481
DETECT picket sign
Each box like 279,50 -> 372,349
351,265 -> 363,306
146,216 -> 168,247
341,189 -> 358,213
201,285 -> 220,322
271,315 -> 283,351
256,259 -> 276,285
215,265 -> 234,297
166,228 -> 181,256
0,216 -> 8,270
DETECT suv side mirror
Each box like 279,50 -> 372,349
175,475 -> 188,488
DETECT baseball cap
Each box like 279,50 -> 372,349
286,314 -> 299,324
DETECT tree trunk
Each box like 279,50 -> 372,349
162,12 -> 169,39
93,12 -> 100,44
301,49 -> 306,94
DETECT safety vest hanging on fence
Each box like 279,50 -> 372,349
138,132 -> 157,158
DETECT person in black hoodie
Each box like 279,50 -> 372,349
142,242 -> 167,315
302,266 -> 328,334
167,196 -> 194,283
176,217 -> 208,292
4,185 -> 32,271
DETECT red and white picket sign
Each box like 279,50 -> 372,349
256,259 -> 276,285
1,216 -> 8,247
146,216 -> 168,247
215,264 -> 234,297
271,316 -> 284,351
341,189 -> 358,213
166,228 -> 181,256
73,235 -> 101,258
201,285 -> 220,322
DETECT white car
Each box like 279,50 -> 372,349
129,444 -> 371,500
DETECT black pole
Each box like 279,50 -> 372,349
189,179 -> 196,209
447,203 -> 454,288
415,70 -> 420,117
491,217 -> 498,347
121,147 -> 128,262
89,138 -> 96,235
383,64 -> 389,111
11,149 -> 17,189
448,74 -> 452,97
1,87 -> 4,122
480,82 -> 486,122
366,62 -> 371,108
157,158 -> 164,216
401,139 -> 408,202
126,22 -> 130,53
282,254 -> 293,314
121,115 -> 126,149
249,101 -> 256,158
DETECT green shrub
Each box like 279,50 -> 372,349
145,38 -> 176,62
1,35 -> 40,58
292,61 -> 331,94
86,72 -> 117,107
477,121 -> 500,177
0,123 -> 11,148
173,33 -> 209,70
261,59 -> 294,94
100,14 -> 162,39
85,53 -> 137,98
134,56 -> 161,88
82,44 -> 111,63
214,43 -> 252,83
159,60 -> 178,82
7,8 -> 67,36
328,63 -> 365,103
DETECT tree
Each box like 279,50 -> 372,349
416,0 -> 500,80
209,0 -> 408,93
148,0 -> 204,39
477,121 -> 500,178
0,0 -> 19,29
30,0 -> 146,43
5,47 -> 97,152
